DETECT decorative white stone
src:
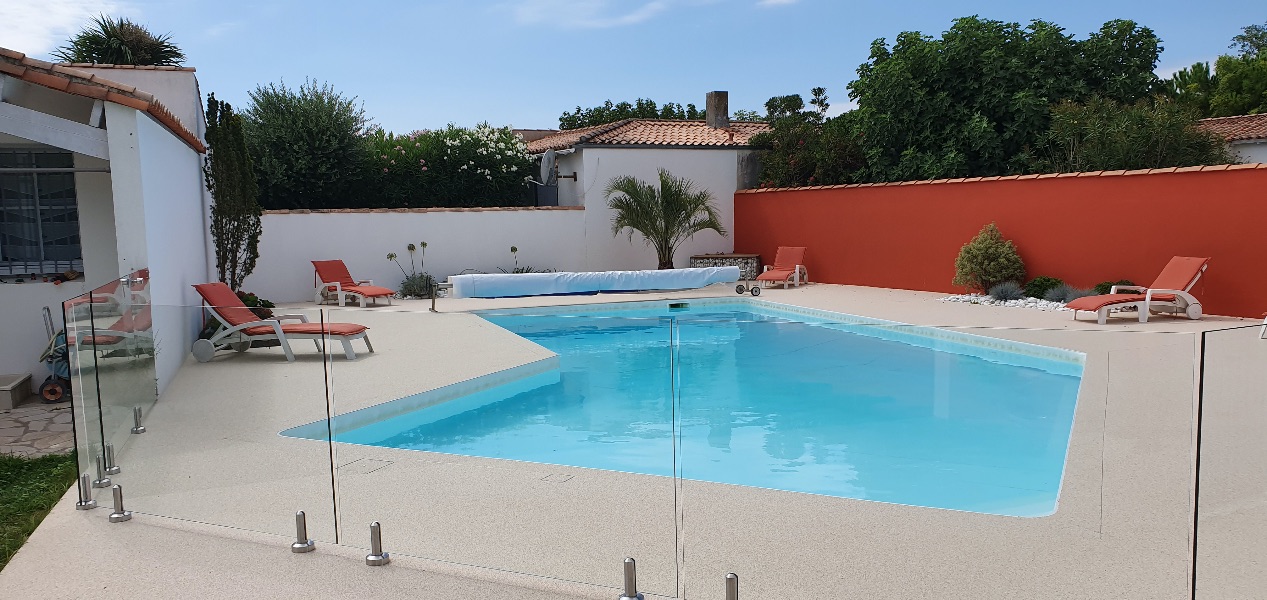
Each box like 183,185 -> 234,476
941,293 -> 1073,312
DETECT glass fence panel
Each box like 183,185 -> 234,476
107,302 -> 337,542
325,307 -> 681,597
63,289 -> 103,502
672,314 -> 1197,599
93,270 -> 157,480
1195,324 -> 1267,598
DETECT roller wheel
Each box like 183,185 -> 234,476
751,286 -> 761,296
232,341 -> 251,353
1186,304 -> 1202,320
191,339 -> 216,363
40,379 -> 68,403
735,284 -> 748,295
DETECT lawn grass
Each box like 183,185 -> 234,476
0,452 -> 77,571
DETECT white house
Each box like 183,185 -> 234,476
526,91 -> 768,271
0,47 -> 210,396
1199,113 -> 1267,163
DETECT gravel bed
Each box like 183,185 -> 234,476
941,294 -> 1074,311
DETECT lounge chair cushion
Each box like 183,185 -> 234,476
343,284 -> 395,298
1067,293 -> 1177,312
193,283 -> 262,326
242,322 -> 369,337
757,268 -> 797,282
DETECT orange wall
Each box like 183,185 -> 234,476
734,166 -> 1267,318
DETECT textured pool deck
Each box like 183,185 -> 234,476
2,283 -> 1264,599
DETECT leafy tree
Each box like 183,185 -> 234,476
204,94 -> 262,291
1033,97 -> 1233,172
52,14 -> 185,66
605,169 -> 726,269
749,88 -> 863,187
1230,21 -> 1267,58
243,79 -> 370,210
368,124 -> 533,208
1162,62 -> 1217,117
731,109 -> 766,122
560,98 -> 703,129
1209,54 -> 1267,116
843,17 -> 1162,182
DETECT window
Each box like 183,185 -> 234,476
0,150 -> 83,276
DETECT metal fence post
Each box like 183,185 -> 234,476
131,406 -> 146,434
726,572 -> 739,600
365,521 -> 390,566
619,557 -> 643,600
75,474 -> 96,510
291,511 -> 316,553
108,484 -> 131,523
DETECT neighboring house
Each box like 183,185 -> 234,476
0,47 -> 210,395
526,91 -> 769,270
1198,113 -> 1267,163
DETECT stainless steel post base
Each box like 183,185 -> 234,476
291,511 -> 316,553
104,443 -> 121,475
365,521 -> 390,566
619,557 -> 643,600
108,484 -> 131,523
92,456 -> 111,488
725,572 -> 739,600
131,406 -> 147,434
75,474 -> 97,510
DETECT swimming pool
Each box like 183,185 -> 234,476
284,300 -> 1084,517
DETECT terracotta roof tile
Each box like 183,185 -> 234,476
526,119 -> 771,153
1198,114 -> 1267,142
0,46 -> 205,153
737,163 -> 1267,193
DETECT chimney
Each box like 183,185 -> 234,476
706,91 -> 729,129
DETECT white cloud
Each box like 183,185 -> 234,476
507,0 -> 670,29
0,0 -> 124,57
756,0 -> 799,6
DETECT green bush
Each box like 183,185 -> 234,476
1024,276 -> 1064,299
243,79 -> 370,210
952,223 -> 1026,292
368,124 -> 534,208
1094,279 -> 1137,295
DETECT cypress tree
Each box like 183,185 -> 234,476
204,94 -> 263,290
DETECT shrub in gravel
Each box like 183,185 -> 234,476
988,281 -> 1026,301
952,223 -> 1025,292
1023,276 -> 1063,299
1093,280 -> 1136,295
1044,284 -> 1095,303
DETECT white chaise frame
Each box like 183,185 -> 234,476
1073,264 -> 1207,325
314,278 -> 392,308
761,264 -> 809,289
197,306 -> 373,362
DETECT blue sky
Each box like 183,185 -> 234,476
2,1 -> 1261,132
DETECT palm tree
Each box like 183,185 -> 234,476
52,15 -> 186,66
605,169 -> 727,269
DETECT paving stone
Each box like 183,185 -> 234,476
51,413 -> 72,424
46,423 -> 74,432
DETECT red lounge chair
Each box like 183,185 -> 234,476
192,282 -> 373,362
756,247 -> 809,289
72,305 -> 153,352
1067,257 -> 1209,324
313,260 -> 395,307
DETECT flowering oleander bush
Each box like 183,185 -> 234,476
369,123 -> 534,208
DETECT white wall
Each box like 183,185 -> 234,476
135,111 -> 211,392
1232,141 -> 1267,164
0,281 -> 90,393
243,208 -> 588,303
574,147 -> 741,270
74,153 -> 119,287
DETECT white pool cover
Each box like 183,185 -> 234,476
447,266 -> 741,298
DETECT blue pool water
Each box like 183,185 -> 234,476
288,301 -> 1084,517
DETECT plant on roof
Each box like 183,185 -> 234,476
559,98 -> 705,129
605,169 -> 727,270
52,14 -> 185,66
952,223 -> 1025,292
204,93 -> 262,292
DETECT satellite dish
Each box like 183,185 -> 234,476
540,149 -> 558,186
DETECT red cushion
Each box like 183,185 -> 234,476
345,285 -> 395,298
242,322 -> 368,337
1066,293 -> 1177,311
193,282 -> 259,326
756,268 -> 796,282
313,260 -> 357,287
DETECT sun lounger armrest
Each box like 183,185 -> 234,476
1110,285 -> 1146,294
1144,288 -> 1187,299
272,314 -> 310,323
357,279 -> 373,286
